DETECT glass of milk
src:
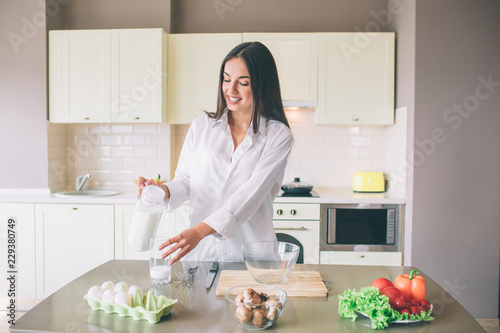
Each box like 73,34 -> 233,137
150,236 -> 173,285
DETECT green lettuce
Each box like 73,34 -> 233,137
338,286 -> 433,330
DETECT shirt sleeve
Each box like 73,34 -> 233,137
203,124 -> 293,239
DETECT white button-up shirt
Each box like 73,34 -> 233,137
165,111 -> 293,262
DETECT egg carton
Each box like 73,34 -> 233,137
84,282 -> 177,324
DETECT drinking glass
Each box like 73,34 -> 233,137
150,236 -> 172,285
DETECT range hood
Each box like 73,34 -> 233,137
282,100 -> 318,108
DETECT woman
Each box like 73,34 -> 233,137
135,41 -> 293,263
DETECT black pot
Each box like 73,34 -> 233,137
281,177 -> 313,194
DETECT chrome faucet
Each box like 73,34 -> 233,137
75,173 -> 91,191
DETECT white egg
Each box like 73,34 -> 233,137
114,281 -> 129,293
128,285 -> 143,299
114,291 -> 132,307
101,289 -> 116,302
87,285 -> 104,299
101,281 -> 115,290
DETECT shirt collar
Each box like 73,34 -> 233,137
212,110 -> 268,137
212,110 -> 229,132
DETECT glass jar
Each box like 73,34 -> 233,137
128,185 -> 165,252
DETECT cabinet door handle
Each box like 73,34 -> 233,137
276,209 -> 283,215
290,209 -> 297,215
134,117 -> 140,120
357,254 -> 365,258
72,207 -> 78,210
275,227 -> 307,231
84,117 -> 90,120
352,118 -> 360,122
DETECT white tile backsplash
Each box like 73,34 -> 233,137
46,107 -> 407,195
282,108 -> 407,193
47,122 -> 67,191
48,123 -> 173,191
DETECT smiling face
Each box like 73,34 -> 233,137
222,57 -> 253,117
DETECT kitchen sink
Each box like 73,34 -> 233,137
55,190 -> 121,197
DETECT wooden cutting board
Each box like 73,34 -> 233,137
215,269 -> 328,297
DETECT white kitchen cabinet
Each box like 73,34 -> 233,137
167,33 -> 241,124
316,33 -> 395,125
320,251 -> 402,266
0,203 -> 36,299
242,33 -> 318,107
114,204 -> 175,260
49,30 -> 111,123
110,29 -> 167,122
49,28 -> 167,123
34,204 -> 114,298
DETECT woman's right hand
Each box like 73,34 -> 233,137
134,176 -> 171,199
135,176 -> 155,198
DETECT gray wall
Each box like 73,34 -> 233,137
412,0 -> 500,318
58,0 -> 171,31
0,0 -> 49,189
171,0 -> 388,33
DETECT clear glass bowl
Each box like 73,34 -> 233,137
242,241 -> 300,284
224,285 -> 287,330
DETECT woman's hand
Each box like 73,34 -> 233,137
134,176 -> 171,199
159,223 -> 216,265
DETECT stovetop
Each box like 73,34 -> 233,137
278,190 -> 319,198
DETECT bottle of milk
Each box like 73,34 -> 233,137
128,185 -> 165,252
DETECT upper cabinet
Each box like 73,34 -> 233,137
48,30 -> 395,125
167,33 -> 319,124
316,33 -> 395,125
49,29 -> 167,123
242,33 -> 318,107
167,33 -> 241,124
110,29 -> 167,122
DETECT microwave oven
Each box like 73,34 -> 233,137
320,204 -> 403,252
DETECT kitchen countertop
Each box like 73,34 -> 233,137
0,187 -> 405,204
9,260 -> 483,332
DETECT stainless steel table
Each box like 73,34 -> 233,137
9,260 -> 485,332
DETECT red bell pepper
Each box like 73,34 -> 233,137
394,269 -> 427,301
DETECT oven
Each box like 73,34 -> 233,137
272,202 -> 320,264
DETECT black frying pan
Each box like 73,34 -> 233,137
281,178 -> 313,194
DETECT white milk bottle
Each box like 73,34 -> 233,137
128,185 -> 165,251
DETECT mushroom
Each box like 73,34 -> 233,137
251,308 -> 268,328
236,304 -> 252,324
242,288 -> 262,307
235,293 -> 244,304
258,291 -> 269,303
265,298 -> 283,321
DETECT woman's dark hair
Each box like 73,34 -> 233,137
208,41 -> 290,133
